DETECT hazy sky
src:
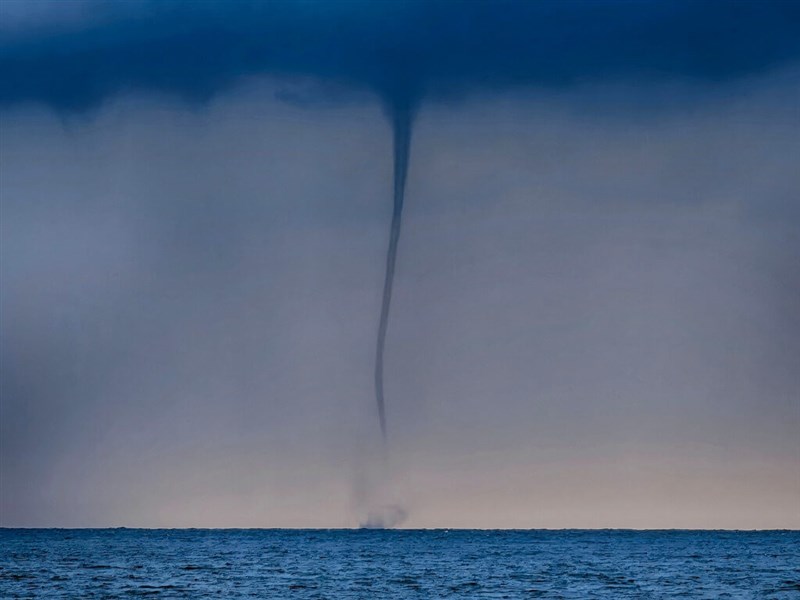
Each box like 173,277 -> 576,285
1,1 -> 799,528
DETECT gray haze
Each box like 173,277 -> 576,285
1,70 -> 799,528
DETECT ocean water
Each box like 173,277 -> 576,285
1,529 -> 798,599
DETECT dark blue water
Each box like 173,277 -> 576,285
1,529 -> 798,598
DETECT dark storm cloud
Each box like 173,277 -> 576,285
1,0 -> 799,113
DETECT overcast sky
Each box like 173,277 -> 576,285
1,1 -> 798,528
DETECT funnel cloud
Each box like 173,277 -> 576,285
374,101 -> 416,440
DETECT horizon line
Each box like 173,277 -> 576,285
2,527 -> 797,532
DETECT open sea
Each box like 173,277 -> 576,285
1,529 -> 798,599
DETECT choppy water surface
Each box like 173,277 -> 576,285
1,529 -> 798,598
